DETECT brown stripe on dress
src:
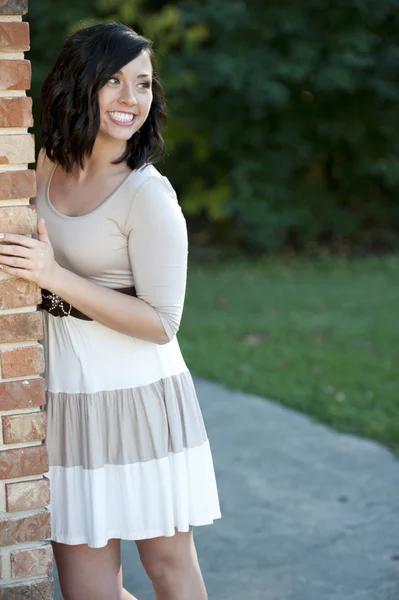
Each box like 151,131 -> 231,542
46,370 -> 208,470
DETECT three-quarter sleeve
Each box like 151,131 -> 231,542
126,174 -> 188,343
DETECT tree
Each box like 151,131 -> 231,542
29,0 -> 399,252
165,0 -> 399,251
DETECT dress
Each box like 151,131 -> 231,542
35,152 -> 221,548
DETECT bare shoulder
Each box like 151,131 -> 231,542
36,148 -> 47,170
36,148 -> 54,180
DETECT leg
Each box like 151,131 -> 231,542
136,528 -> 207,600
52,538 -> 138,600
120,566 -> 139,600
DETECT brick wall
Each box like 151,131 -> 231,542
0,1 -> 53,598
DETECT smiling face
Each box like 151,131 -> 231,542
97,50 -> 153,143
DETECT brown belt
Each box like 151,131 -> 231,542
40,286 -> 137,321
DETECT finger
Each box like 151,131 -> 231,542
0,233 -> 38,248
37,218 -> 50,244
0,255 -> 31,269
0,264 -> 33,280
0,244 -> 32,259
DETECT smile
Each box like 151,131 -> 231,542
107,111 -> 137,126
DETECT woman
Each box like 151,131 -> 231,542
0,23 -> 220,600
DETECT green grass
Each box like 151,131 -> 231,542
179,254 -> 399,453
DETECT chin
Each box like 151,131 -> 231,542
100,128 -> 137,142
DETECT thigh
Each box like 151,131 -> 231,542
52,538 -> 123,600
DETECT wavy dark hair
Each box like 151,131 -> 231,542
40,22 -> 166,172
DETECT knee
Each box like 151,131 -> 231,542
141,553 -> 185,588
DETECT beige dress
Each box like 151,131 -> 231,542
35,152 -> 221,548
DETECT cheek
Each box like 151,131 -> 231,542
140,94 -> 153,119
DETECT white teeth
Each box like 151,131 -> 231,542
108,111 -> 135,122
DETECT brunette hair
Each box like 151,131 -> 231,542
40,22 -> 166,172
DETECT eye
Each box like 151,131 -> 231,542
138,81 -> 151,89
108,76 -> 120,85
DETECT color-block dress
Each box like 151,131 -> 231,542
35,152 -> 221,548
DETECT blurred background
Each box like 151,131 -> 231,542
28,0 -> 399,453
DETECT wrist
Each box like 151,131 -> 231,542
45,264 -> 67,295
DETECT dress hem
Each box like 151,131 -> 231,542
50,515 -> 222,548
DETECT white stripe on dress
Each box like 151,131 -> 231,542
48,443 -> 221,548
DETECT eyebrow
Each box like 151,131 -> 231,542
116,70 -> 152,79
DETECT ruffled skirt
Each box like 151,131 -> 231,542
43,312 -> 221,548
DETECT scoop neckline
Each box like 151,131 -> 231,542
46,161 -> 137,220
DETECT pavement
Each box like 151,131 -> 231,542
53,377 -> 399,600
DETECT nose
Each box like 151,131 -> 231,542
120,84 -> 138,106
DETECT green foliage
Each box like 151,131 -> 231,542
28,0 -> 97,135
29,0 -> 399,251
165,0 -> 399,251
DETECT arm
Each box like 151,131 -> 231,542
126,175 -> 188,342
0,176 -> 188,345
50,268 -> 171,345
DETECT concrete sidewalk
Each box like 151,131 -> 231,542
53,377 -> 399,599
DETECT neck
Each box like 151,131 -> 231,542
75,137 -> 128,180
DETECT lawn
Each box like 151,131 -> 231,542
179,254 -> 399,453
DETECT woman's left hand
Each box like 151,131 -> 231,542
0,217 -> 61,290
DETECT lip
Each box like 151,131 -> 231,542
107,111 -> 138,127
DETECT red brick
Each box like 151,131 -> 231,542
0,134 -> 34,165
0,97 -> 33,128
0,60 -> 30,91
0,345 -> 45,378
3,412 -> 46,445
1,577 -> 53,600
0,445 -> 48,480
0,378 -> 45,410
11,544 -> 52,579
0,510 -> 50,546
0,22 -> 29,51
0,208 -> 37,237
6,477 -> 50,512
0,312 -> 43,344
0,171 -> 36,201
0,279 -> 41,310
0,1 -> 28,15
